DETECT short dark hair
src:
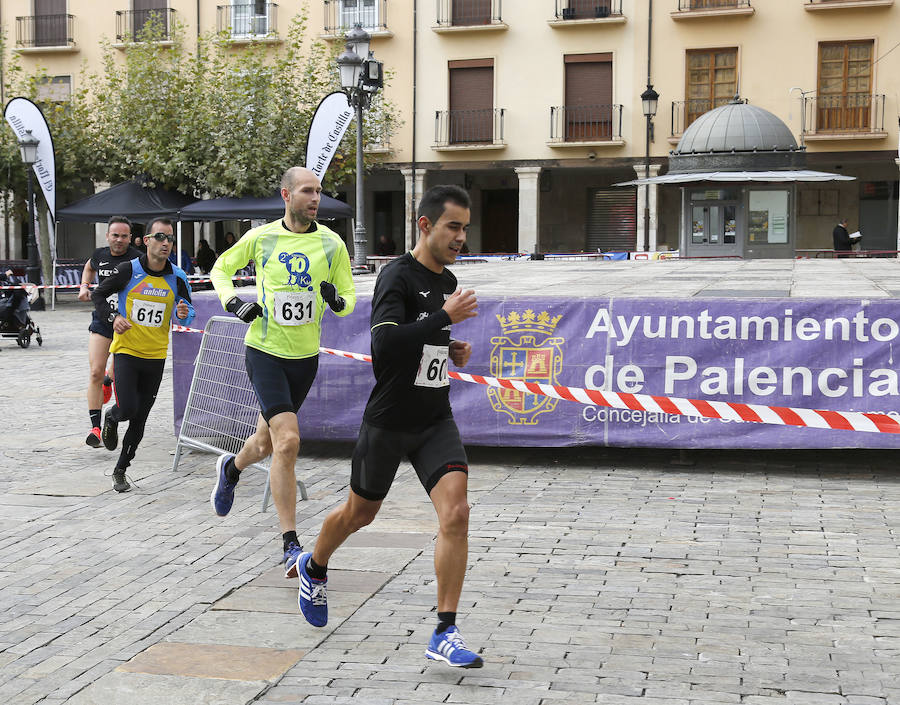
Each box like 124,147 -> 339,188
417,184 -> 470,225
107,215 -> 132,231
146,217 -> 173,233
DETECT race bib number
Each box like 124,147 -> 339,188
106,293 -> 118,307
131,299 -> 166,327
274,291 -> 315,326
414,344 -> 449,388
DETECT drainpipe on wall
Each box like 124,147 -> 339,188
643,0 -> 653,252
410,0 -> 418,251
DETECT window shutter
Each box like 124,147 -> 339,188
449,64 -> 494,143
564,56 -> 612,139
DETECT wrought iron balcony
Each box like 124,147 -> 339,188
435,0 -> 503,27
15,14 -> 75,48
115,7 -> 176,43
802,93 -> 886,136
553,0 -> 622,19
677,0 -> 751,8
434,108 -> 505,147
670,98 -> 736,136
324,0 -> 388,33
217,3 -> 278,38
806,0 -> 894,7
549,104 -> 622,143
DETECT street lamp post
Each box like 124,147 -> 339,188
337,23 -> 383,269
640,85 -> 659,252
17,129 -> 44,309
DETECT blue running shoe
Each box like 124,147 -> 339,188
296,552 -> 328,627
210,454 -> 237,517
425,626 -> 483,668
283,542 -> 303,579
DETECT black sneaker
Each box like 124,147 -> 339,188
112,469 -> 131,493
102,410 -> 118,451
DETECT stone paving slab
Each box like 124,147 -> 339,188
65,672 -> 268,705
118,641 -> 306,680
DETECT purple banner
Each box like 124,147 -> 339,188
173,292 -> 900,448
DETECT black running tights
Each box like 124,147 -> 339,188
109,353 -> 165,470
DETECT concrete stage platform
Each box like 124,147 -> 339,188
173,258 -> 900,450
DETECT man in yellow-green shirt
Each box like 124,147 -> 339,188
209,167 -> 356,578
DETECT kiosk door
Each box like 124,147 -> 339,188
688,201 -> 740,257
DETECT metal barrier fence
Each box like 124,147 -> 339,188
172,315 -> 307,510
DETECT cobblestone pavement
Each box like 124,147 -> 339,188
2,299 -> 900,705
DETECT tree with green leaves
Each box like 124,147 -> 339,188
91,11 -> 399,197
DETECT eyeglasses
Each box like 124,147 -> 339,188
149,233 -> 176,243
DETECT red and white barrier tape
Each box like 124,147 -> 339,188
0,275 -> 255,291
169,325 -> 900,435
314,346 -> 899,435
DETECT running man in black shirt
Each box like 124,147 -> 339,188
294,185 -> 482,667
77,216 -> 141,448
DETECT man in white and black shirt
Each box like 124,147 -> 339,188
295,185 -> 484,668
77,216 -> 141,448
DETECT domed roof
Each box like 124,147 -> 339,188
674,98 -> 799,155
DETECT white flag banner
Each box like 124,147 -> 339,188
305,92 -> 354,180
4,97 -> 56,221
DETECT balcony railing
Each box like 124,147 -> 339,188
806,0 -> 894,5
554,0 -> 622,19
115,7 -> 176,43
324,0 -> 388,33
671,98 -> 735,136
550,104 -> 622,142
435,0 -> 503,27
15,14 -> 75,48
434,108 -> 505,146
802,93 -> 885,135
217,3 -> 278,37
677,0 -> 751,8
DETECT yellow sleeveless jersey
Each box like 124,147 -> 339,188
92,257 -> 195,360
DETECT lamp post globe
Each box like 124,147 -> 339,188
17,129 -> 43,308
338,23 -> 380,269
641,85 -> 659,119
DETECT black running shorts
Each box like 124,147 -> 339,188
351,417 -> 468,501
89,310 -> 113,339
244,346 -> 319,422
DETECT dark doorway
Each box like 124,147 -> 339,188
481,189 -> 518,253
373,191 -> 396,254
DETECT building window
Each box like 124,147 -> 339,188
228,1 -> 271,36
34,0 -> 67,47
816,40 -> 873,131
685,48 -> 737,127
37,75 -> 72,102
132,0 -> 170,37
448,59 -> 494,143
451,0 -> 492,25
339,0 -> 378,30
563,53 -> 613,141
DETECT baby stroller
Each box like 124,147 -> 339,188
0,273 -> 42,348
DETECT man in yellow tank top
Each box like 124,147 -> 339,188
92,218 -> 194,492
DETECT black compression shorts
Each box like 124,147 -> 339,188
89,310 -> 113,339
244,346 -> 319,422
350,417 -> 468,501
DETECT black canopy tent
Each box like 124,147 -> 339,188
56,179 -> 196,223
55,182 -> 353,275
178,192 -> 352,220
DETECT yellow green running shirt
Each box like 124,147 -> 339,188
210,220 -> 356,359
